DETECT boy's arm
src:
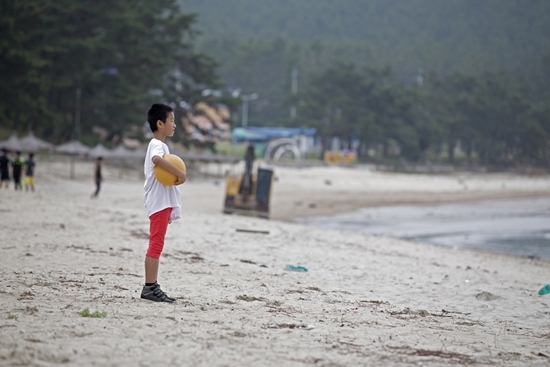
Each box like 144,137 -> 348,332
152,155 -> 186,185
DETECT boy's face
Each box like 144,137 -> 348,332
158,111 -> 176,137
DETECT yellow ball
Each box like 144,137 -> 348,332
154,154 -> 186,186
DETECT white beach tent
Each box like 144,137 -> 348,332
18,131 -> 54,152
88,143 -> 113,158
110,144 -> 145,159
0,133 -> 22,151
55,140 -> 91,155
110,144 -> 146,178
56,140 -> 91,179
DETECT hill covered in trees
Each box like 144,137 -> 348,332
1,1 -> 548,167
180,0 -> 550,75
178,0 -> 550,167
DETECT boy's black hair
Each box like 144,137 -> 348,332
29,153 -> 34,159
147,103 -> 174,132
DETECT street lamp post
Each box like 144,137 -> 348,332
241,93 -> 259,128
74,86 -> 82,140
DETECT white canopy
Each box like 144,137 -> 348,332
19,131 -> 54,151
89,143 -> 113,158
111,144 -> 145,159
56,140 -> 90,155
0,133 -> 22,151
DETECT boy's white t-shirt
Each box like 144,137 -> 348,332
143,138 -> 181,221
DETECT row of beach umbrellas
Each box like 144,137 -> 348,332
0,132 -> 145,159
0,132 -> 241,163
0,132 -> 242,180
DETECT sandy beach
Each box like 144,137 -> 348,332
1,158 -> 550,366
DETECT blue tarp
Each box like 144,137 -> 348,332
231,126 -> 316,142
231,128 -> 268,142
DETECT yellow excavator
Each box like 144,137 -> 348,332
223,144 -> 273,218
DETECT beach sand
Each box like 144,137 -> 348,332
1,159 -> 549,366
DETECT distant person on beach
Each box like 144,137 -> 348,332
141,103 -> 186,303
11,151 -> 24,191
24,153 -> 36,192
0,149 -> 10,188
90,157 -> 103,198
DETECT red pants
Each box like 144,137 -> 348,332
146,207 -> 172,259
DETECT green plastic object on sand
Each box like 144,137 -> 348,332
538,284 -> 550,295
285,264 -> 308,272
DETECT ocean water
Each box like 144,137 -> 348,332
296,197 -> 550,259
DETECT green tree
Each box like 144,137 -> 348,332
296,64 -> 433,161
0,1 -> 52,133
0,0 -> 219,144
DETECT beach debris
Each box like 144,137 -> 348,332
538,284 -> 550,295
18,291 -> 35,301
236,228 -> 270,235
240,259 -> 257,264
265,323 -> 314,330
236,294 -> 265,302
285,264 -> 308,272
24,306 -> 38,315
475,291 -> 501,301
79,308 -> 106,318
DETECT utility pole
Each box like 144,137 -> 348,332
73,73 -> 82,140
290,66 -> 298,120
241,93 -> 259,128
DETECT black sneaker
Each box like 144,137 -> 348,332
141,282 -> 175,303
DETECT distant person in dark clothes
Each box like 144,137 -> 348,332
11,151 -> 24,190
0,149 -> 10,188
91,156 -> 103,198
24,153 -> 36,192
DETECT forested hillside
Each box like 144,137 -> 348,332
176,0 -> 550,167
2,1 -> 548,167
180,0 -> 550,74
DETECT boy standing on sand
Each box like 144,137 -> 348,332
141,103 -> 186,303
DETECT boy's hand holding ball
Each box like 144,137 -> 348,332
154,154 -> 186,186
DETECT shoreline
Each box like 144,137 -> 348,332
268,165 -> 550,221
273,189 -> 550,221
